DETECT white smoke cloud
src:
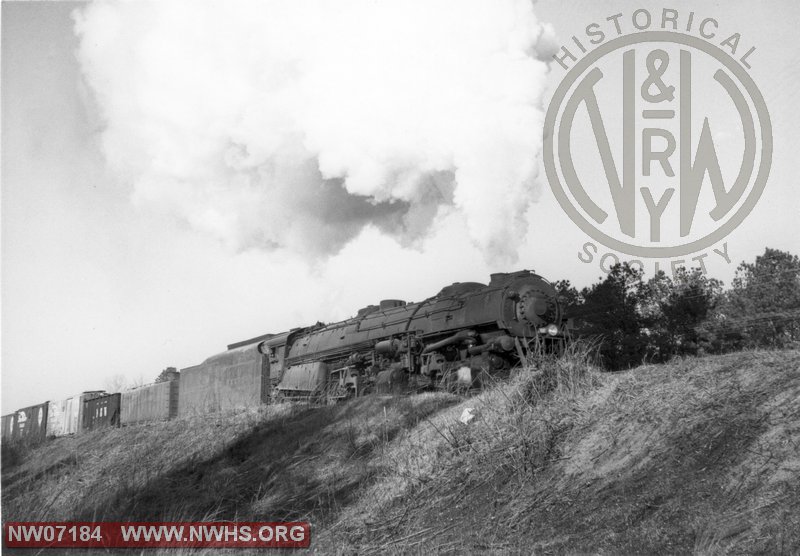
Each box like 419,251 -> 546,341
74,0 -> 556,261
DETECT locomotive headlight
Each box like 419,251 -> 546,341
546,324 -> 559,336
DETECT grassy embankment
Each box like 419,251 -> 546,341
3,346 -> 799,554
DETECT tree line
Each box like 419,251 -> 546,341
555,247 -> 800,370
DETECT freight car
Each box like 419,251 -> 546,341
121,377 -> 179,425
1,414 -> 14,441
82,393 -> 121,432
7,402 -> 49,443
47,391 -> 106,437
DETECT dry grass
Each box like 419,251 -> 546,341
1,392 -> 460,525
3,346 -> 799,555
319,346 -> 800,554
318,340 -> 604,552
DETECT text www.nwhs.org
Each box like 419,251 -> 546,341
4,522 -> 310,548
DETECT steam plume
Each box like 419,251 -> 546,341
75,0 -> 556,260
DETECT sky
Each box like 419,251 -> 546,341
2,0 -> 799,411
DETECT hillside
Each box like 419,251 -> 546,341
2,348 -> 799,554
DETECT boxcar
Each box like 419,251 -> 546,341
82,393 -> 121,432
121,379 -> 179,425
10,402 -> 49,443
47,391 -> 106,436
1,414 -> 15,441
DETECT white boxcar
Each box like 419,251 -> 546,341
47,391 -> 106,436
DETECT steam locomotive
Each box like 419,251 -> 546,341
264,269 -> 566,400
2,270 -> 567,443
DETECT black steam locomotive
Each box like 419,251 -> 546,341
2,270 -> 567,442
263,270 -> 566,400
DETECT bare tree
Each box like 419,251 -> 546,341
103,373 -> 128,393
104,373 -> 148,392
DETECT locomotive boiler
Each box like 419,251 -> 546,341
267,270 -> 565,400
